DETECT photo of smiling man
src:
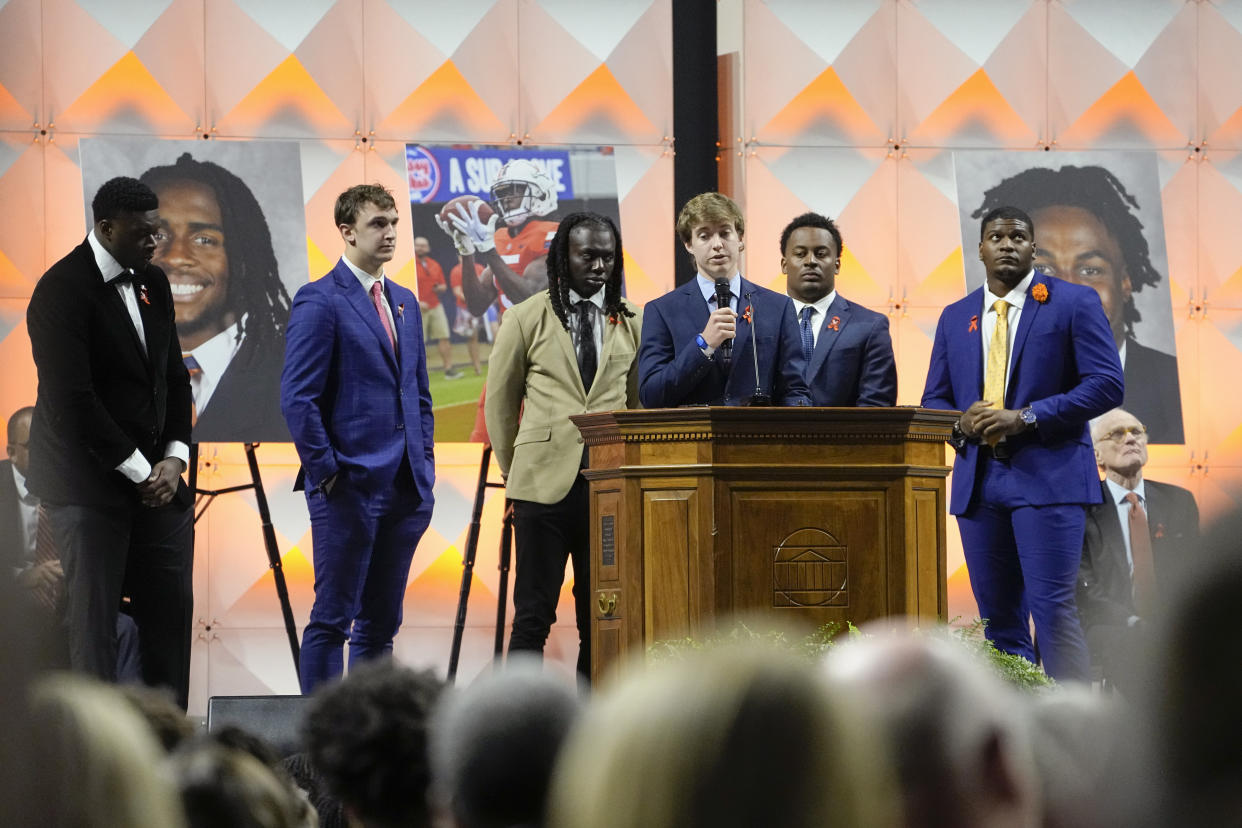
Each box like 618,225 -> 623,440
80,140 -> 308,444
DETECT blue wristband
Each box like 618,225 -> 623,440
695,334 -> 708,349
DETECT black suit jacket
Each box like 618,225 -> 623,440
1123,337 -> 1183,444
0,459 -> 25,574
193,331 -> 290,443
26,239 -> 193,508
1078,477 -> 1199,631
803,294 -> 897,407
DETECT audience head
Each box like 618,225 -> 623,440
1028,685 -> 1140,828
548,645 -> 895,828
26,673 -> 186,828
822,630 -> 1040,828
431,657 -> 581,828
117,683 -> 197,754
1147,514 -> 1242,825
171,738 -> 313,828
304,659 -> 445,828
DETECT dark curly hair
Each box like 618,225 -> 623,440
973,165 -> 1161,336
546,211 -> 634,331
92,176 -> 158,222
303,660 -> 444,828
140,153 -> 292,355
779,212 -> 843,259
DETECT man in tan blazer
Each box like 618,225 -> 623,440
485,212 -> 641,680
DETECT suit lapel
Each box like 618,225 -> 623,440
551,296 -> 588,397
961,288 -> 985,400
98,273 -> 150,368
809,294 -> 851,377
1096,480 -> 1130,576
1006,274 -> 1045,406
337,262 -> 398,373
734,279 -> 757,368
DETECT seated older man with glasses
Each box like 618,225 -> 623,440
1077,407 -> 1200,693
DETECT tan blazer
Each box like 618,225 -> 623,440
485,291 -> 642,504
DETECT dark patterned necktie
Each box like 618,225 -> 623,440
576,301 -> 597,392
800,305 -> 815,364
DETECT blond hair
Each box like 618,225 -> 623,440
676,192 -> 745,243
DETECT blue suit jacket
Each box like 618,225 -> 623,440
281,259 -> 435,500
921,273 -> 1123,514
804,294 -> 897,407
638,277 -> 811,407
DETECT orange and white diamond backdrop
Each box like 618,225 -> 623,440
734,0 -> 1240,621
0,0 -> 671,712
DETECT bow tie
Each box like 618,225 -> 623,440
109,270 -> 137,286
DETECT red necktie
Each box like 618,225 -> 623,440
183,354 -> 202,426
1125,492 -> 1157,616
32,503 -> 62,612
371,281 -> 396,352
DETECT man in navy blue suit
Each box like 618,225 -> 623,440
780,212 -> 896,407
281,184 -> 435,693
638,192 -> 810,407
921,206 -> 1123,681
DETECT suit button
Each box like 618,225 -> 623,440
399,389 -> 405,398
397,423 -> 404,430
577,436 -> 583,444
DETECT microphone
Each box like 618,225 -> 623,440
743,291 -> 771,406
714,277 -> 733,364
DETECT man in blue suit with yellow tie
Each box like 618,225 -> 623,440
639,192 -> 810,407
282,184 -> 435,693
780,212 -> 896,407
922,206 -> 1123,681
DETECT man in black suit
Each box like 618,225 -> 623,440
26,176 -> 195,707
140,153 -> 292,443
779,212 -> 896,406
1078,407 -> 1199,688
2,407 -> 54,593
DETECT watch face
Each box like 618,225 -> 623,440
1021,408 -> 1036,424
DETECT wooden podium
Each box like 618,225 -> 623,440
571,407 -> 957,681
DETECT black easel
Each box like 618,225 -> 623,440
189,443 -> 301,682
446,444 -> 515,682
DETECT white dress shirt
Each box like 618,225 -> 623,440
185,320 -> 243,413
981,270 -> 1034,394
343,256 -> 398,344
569,287 -> 605,360
87,230 -> 189,483
10,463 -> 37,567
790,290 -> 838,349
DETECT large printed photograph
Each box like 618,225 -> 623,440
405,144 -> 622,441
954,152 -> 1184,444
80,138 -> 308,444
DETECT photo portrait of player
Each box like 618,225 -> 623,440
955,153 -> 1183,444
404,144 -> 622,440
80,139 -> 308,444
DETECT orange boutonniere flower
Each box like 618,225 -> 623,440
138,285 -> 150,305
1031,283 -> 1049,303
742,305 -> 753,324
968,314 -> 978,333
397,303 -> 405,318
827,315 -> 841,332
1154,523 -> 1166,539
607,313 -> 621,325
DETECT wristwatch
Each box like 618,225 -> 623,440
948,420 -> 969,452
1019,406 -> 1037,429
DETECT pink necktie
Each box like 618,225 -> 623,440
371,281 -> 396,352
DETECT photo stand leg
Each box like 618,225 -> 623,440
190,443 -> 301,686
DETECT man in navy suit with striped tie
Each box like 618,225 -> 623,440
780,212 -> 896,407
282,184 -> 435,693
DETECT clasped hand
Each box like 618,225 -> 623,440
138,458 -> 184,508
960,401 -> 1025,444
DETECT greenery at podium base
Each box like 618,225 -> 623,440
649,618 -> 1055,692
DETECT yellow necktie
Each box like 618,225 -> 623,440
983,300 -> 1010,445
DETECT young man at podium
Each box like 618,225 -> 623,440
637,192 -> 810,408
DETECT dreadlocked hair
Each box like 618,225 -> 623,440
546,212 -> 635,332
140,152 -> 292,358
972,164 -> 1161,336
